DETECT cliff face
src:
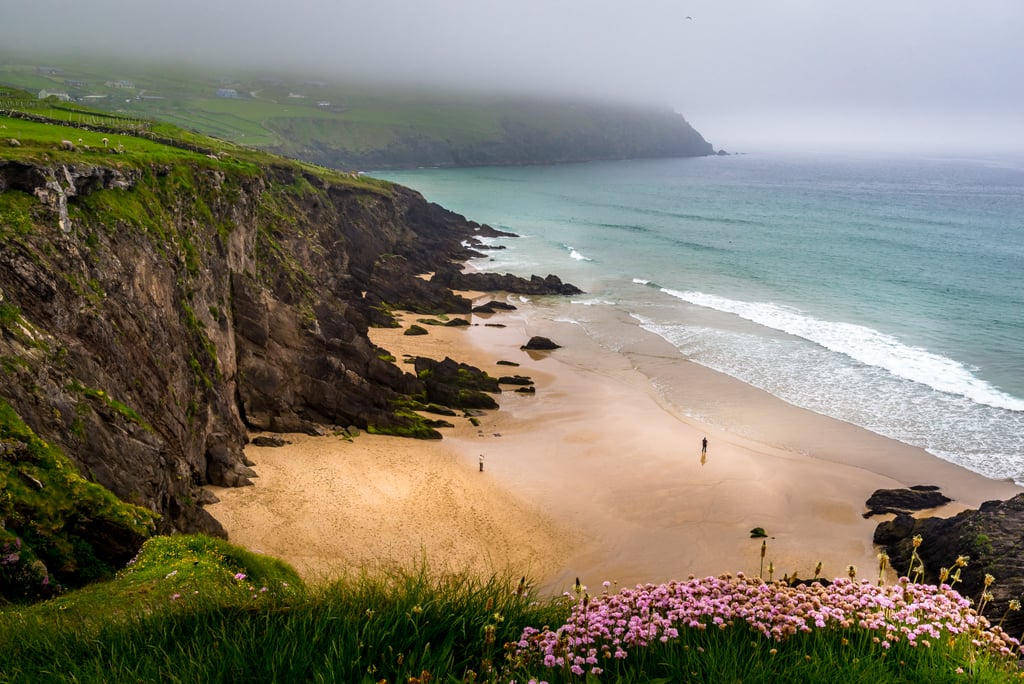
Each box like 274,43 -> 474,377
0,157 -> 499,536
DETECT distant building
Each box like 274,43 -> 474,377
36,66 -> 64,76
287,92 -> 306,99
37,89 -> 71,102
105,80 -> 136,89
215,88 -> 240,98
317,101 -> 331,108
64,79 -> 88,89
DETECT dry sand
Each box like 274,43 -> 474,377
206,300 -> 1022,595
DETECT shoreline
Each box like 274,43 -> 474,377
206,296 -> 1022,595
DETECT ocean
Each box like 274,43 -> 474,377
372,153 -> 1024,484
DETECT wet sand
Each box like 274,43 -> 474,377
206,299 -> 1021,594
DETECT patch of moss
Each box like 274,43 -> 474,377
367,407 -> 442,440
0,190 -> 37,237
66,381 -> 152,431
0,398 -> 158,602
0,302 -> 21,326
1,355 -> 30,374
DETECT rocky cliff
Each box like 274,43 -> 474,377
0,154 -> 538,540
874,492 -> 1024,638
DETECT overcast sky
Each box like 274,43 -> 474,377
4,0 -> 1023,153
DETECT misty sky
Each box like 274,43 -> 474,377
3,0 -> 1023,153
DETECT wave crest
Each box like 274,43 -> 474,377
661,288 -> 1024,412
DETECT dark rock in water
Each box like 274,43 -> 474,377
873,492 -> 1024,637
496,360 -> 520,366
433,268 -> 583,296
514,386 -> 536,394
472,300 -> 518,314
864,486 -> 952,517
484,323 -> 506,328
521,336 -> 561,350
444,318 -> 470,327
404,324 -> 429,336
251,435 -> 291,448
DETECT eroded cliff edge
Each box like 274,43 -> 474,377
0,156 -> 525,537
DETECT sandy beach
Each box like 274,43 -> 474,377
206,298 -> 1022,594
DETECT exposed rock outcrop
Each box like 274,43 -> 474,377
432,267 -> 583,296
412,356 -> 500,410
873,493 -> 1024,637
863,485 -> 952,518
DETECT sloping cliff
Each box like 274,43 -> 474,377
273,101 -> 716,170
0,154 -> 514,541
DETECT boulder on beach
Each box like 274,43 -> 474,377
863,485 -> 951,518
521,336 -> 561,350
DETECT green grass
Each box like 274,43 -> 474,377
2,537 -> 1020,683
0,538 -> 560,683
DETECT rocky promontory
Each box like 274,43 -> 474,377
0,153 -> 579,548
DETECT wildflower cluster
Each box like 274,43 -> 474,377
165,568 -> 291,604
515,573 -> 1020,678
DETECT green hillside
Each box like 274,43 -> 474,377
0,54 -> 715,169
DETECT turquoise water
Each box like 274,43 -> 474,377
374,154 -> 1024,482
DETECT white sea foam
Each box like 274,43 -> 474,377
562,243 -> 593,261
631,311 -> 1024,483
571,298 -> 616,306
659,288 -> 1024,413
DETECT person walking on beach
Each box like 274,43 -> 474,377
701,437 -> 708,456
479,454 -> 485,472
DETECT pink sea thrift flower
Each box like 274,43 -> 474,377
515,574 -> 1020,679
